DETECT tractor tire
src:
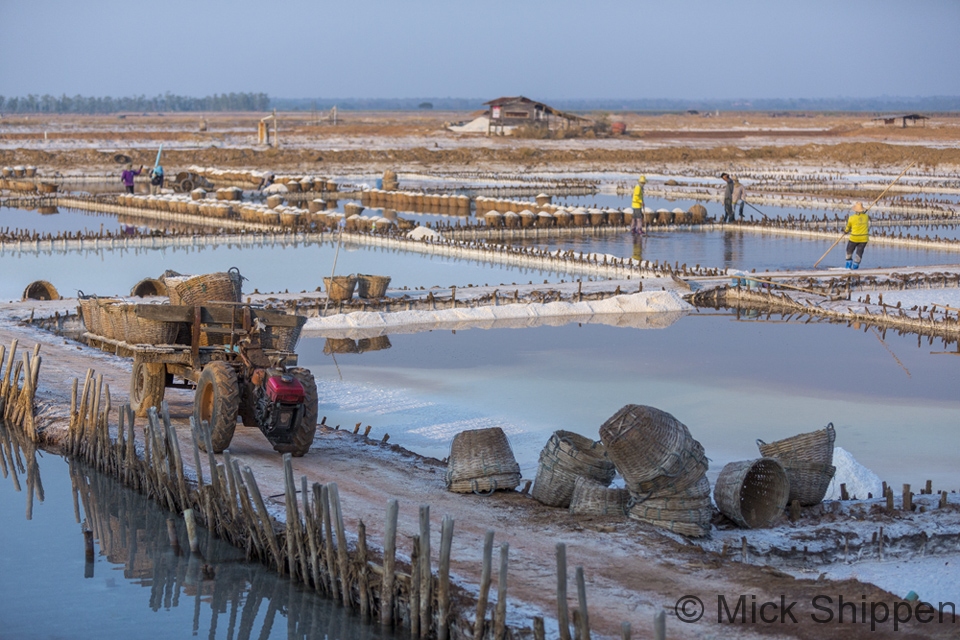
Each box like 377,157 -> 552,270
271,367 -> 318,457
180,179 -> 194,193
194,361 -> 240,453
131,358 -> 166,418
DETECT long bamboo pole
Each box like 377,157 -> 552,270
813,161 -> 917,268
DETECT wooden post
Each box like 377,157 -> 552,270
357,520 -> 369,619
840,483 -> 849,501
321,484 -> 337,594
621,621 -> 631,640
925,479 -> 933,495
475,530 -> 494,640
330,483 -> 350,607
411,535 -> 421,639
557,542 -> 571,640
653,610 -> 666,640
166,518 -> 181,554
241,466 -> 282,572
184,508 -> 200,554
302,476 -> 321,592
438,515 -> 454,640
533,617 -> 546,640
903,484 -> 912,511
494,543 -> 509,640
381,498 -> 399,627
886,487 -> 895,512
575,566 -> 590,640
790,499 -> 801,522
419,504 -> 432,638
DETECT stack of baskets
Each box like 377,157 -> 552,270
445,427 -> 521,494
599,405 -> 712,537
569,477 -> 629,516
757,423 -> 836,507
714,458 -> 790,528
531,431 -> 616,508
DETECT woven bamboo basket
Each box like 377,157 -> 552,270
97,300 -> 126,341
632,476 -> 712,511
781,460 -> 836,506
78,294 -> 103,335
627,502 -> 713,526
323,338 -> 359,354
688,204 -> 707,224
324,275 -> 357,302
260,314 -> 308,352
130,277 -> 167,298
632,441 -> 709,496
356,274 -> 391,299
531,431 -> 616,508
599,405 -> 706,492
445,427 -> 521,494
22,280 -> 59,301
657,209 -> 674,225
174,268 -> 243,306
757,423 -> 836,465
606,209 -> 624,225
714,458 -> 789,529
636,518 -> 711,538
569,477 -> 628,516
119,304 -> 179,345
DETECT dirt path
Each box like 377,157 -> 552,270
2,310 -> 955,640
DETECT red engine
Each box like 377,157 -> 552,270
265,374 -> 305,403
255,373 -> 306,441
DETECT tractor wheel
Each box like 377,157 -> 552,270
131,358 -> 166,418
194,361 -> 240,453
180,179 -> 194,193
272,368 -> 318,457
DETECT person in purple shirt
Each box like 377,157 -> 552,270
121,163 -> 143,193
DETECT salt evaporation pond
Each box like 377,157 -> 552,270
0,237 -> 592,301
0,438 -> 399,640
298,313 -> 960,489
507,229 -> 960,271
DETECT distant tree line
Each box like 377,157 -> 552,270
0,92 -> 270,114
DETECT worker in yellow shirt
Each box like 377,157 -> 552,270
844,202 -> 869,269
631,175 -> 646,235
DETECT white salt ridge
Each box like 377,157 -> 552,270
305,291 -> 691,332
825,447 -> 883,500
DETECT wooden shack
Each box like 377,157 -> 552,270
484,96 -> 591,135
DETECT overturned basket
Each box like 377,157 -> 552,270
599,405 -> 707,495
356,274 -> 391,299
531,431 -> 616,508
324,275 -> 357,303
714,458 -> 789,529
445,427 -> 521,494
569,477 -> 627,516
757,423 -> 836,465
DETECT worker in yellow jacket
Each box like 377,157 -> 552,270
844,201 -> 869,269
631,175 -> 646,235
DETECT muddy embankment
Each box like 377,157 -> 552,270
3,142 -> 960,173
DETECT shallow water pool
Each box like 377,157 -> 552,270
298,312 -> 960,489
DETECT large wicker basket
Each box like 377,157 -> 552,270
173,268 -> 243,306
599,405 -> 707,494
568,477 -> 627,516
260,314 -> 308,352
757,423 -> 836,465
356,274 -> 391,299
531,431 -> 616,508
78,294 -> 105,336
324,275 -> 357,303
781,460 -> 836,506
97,300 -> 126,341
632,476 -> 712,511
445,427 -> 521,494
119,304 -> 179,345
714,458 -> 789,529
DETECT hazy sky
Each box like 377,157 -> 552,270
2,0 -> 958,100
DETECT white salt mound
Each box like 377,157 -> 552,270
262,183 -> 289,194
824,447 -> 882,500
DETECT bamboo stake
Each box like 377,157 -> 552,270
494,543 -> 509,640
240,466 -> 282,572
321,483 -> 337,593
557,542 -> 571,640
438,515 -> 454,640
283,454 -> 299,579
381,498 -> 399,627
184,508 -> 200,554
653,610 -> 666,640
330,483 -> 350,607
419,504 -> 432,638
302,476 -> 321,592
575,567 -> 590,640
357,520 -> 370,619
475,530 -> 495,640
411,535 -> 421,639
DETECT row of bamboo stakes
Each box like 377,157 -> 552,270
54,368 -> 668,640
0,340 -> 42,441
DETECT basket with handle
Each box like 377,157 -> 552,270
356,274 -> 392,299
173,267 -> 244,306
781,460 -> 836,506
324,275 -> 357,303
445,427 -> 521,494
714,458 -> 789,529
757,423 -> 836,465
531,430 -> 616,508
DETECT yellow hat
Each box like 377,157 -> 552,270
852,202 -> 865,213
638,175 -> 646,184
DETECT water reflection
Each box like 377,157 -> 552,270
0,421 -> 396,640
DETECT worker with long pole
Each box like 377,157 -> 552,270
812,161 -> 917,269
149,144 -> 165,194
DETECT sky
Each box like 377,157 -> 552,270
1,0 -> 958,101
